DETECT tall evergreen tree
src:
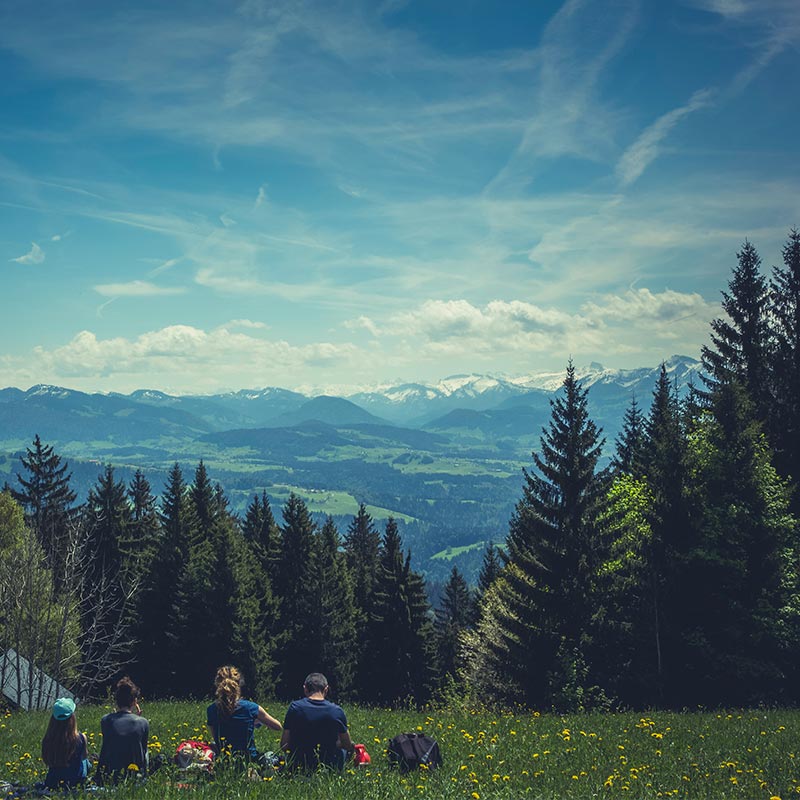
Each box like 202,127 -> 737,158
612,394 -> 645,477
468,362 -> 607,709
435,566 -> 472,681
769,228 -> 800,504
344,503 -> 381,614
80,465 -> 135,690
242,491 -> 280,582
701,239 -> 770,416
641,364 -> 692,706
680,380 -> 800,705
83,465 -> 129,589
135,463 -> 190,695
274,493 -> 318,698
362,519 -> 435,705
126,469 -> 161,579
12,435 -> 77,591
308,517 -> 358,698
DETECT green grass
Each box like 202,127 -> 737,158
3,702 -> 800,798
431,541 -> 488,561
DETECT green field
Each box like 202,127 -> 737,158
2,702 -> 799,798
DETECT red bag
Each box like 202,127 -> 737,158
174,740 -> 215,769
353,743 -> 371,765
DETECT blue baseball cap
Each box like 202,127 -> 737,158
52,697 -> 76,720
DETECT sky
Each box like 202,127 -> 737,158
1,0 -> 798,395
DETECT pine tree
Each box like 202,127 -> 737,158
612,394 -> 645,476
680,380 -> 800,705
344,503 -> 381,614
170,462 -> 237,697
469,362 -> 607,709
769,228 -> 800,504
80,465 -> 133,690
435,566 -> 472,680
83,465 -> 129,588
242,491 -> 280,582
125,470 -> 161,584
641,364 -> 692,706
701,239 -> 770,416
135,463 -> 190,695
477,542 -> 502,597
308,517 -> 358,698
12,435 -> 77,591
362,519 -> 435,704
274,493 -> 318,698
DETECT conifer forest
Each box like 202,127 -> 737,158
2,231 -> 800,713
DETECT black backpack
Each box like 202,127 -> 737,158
387,733 -> 442,772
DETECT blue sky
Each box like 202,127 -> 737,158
1,0 -> 798,394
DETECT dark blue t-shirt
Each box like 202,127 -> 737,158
207,699 -> 259,759
283,697 -> 348,769
44,733 -> 89,789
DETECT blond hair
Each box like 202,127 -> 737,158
214,665 -> 243,718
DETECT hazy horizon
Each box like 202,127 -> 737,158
2,0 -> 798,394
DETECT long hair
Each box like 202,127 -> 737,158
41,714 -> 78,768
214,665 -> 243,718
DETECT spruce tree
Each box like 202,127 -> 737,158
171,462 -> 235,697
12,435 -> 77,591
242,491 -> 280,582
641,364 -> 692,705
135,463 -> 190,695
274,493 -> 318,698
612,394 -> 645,477
344,503 -> 381,614
362,519 -> 435,704
701,239 -> 770,416
83,465 -> 129,588
473,362 -> 607,709
80,465 -> 133,690
681,380 -> 799,705
309,517 -> 358,698
126,469 -> 161,580
435,566 -> 472,681
769,228 -> 800,504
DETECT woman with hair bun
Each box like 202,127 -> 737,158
206,665 -> 281,763
41,697 -> 91,790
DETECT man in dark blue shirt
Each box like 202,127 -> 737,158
281,673 -> 353,770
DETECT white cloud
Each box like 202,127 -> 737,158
220,212 -> 237,227
50,233 -> 61,242
581,287 -> 716,324
254,184 -> 268,208
220,318 -> 268,330
8,324 -> 360,393
10,241 -> 45,264
617,89 -> 714,186
93,280 -> 186,297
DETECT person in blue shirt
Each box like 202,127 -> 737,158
206,665 -> 281,764
41,697 -> 91,790
281,672 -> 353,770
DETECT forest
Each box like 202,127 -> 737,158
1,230 -> 798,713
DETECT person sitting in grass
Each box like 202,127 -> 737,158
95,676 -> 149,784
206,665 -> 282,766
41,697 -> 91,791
281,672 -> 353,771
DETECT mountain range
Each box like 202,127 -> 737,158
0,355 -> 703,584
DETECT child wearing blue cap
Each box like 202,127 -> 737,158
41,697 -> 91,790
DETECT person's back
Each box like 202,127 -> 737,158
206,665 -> 282,763
96,677 -> 149,784
42,698 -> 90,790
282,673 -> 352,770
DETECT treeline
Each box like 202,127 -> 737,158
461,231 -> 800,709
1,230 -> 798,711
1,449 -> 447,704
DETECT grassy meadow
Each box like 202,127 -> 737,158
3,702 -> 800,798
